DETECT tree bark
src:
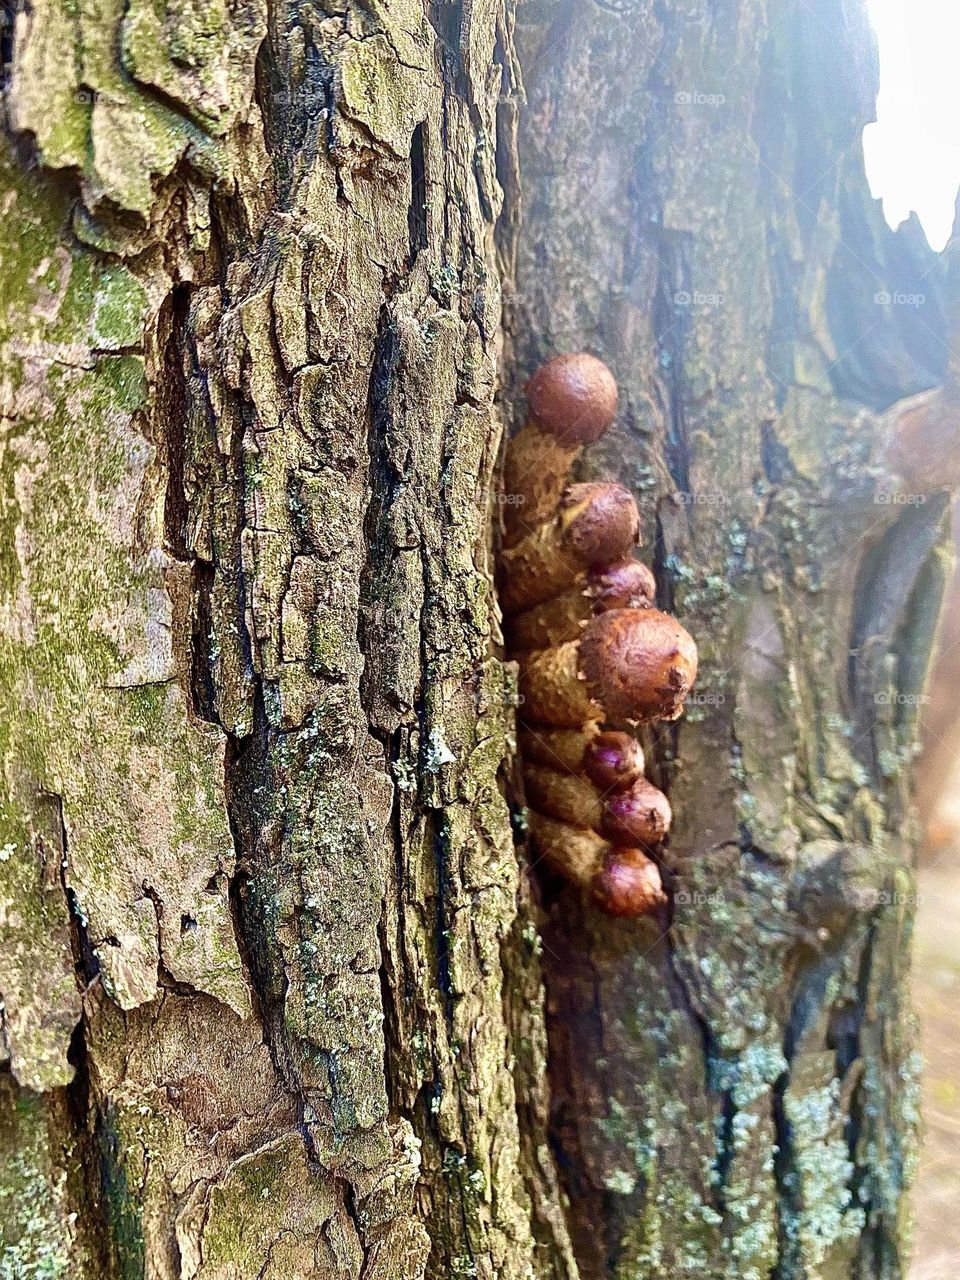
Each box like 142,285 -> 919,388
0,0 -> 575,1276
501,2 -> 954,1278
0,0 -> 952,1278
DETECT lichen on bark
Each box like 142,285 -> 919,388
0,0 -> 572,1275
500,1 -> 953,1277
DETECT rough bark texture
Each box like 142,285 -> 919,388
0,0 -> 952,1277
0,0 -> 576,1276
500,2 -> 954,1278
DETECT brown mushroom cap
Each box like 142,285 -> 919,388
591,847 -> 666,917
582,731 -> 645,790
601,776 -> 672,846
588,559 -> 657,610
525,353 -> 619,444
562,483 -> 640,567
579,607 -> 698,724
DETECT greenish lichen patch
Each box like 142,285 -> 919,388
0,142 -> 247,1055
10,0 -> 267,218
0,1082 -> 91,1280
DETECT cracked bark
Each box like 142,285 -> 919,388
500,1 -> 955,1278
0,0 -> 953,1278
0,0 -> 571,1274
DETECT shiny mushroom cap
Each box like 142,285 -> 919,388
601,777 -> 672,846
582,731 -> 645,790
592,847 -> 666,917
588,558 -> 657,610
526,353 -> 619,444
562,483 -> 640,567
579,607 -> 698,724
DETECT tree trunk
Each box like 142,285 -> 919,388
0,1 -> 952,1279
0,0 -> 577,1275
501,2 -> 954,1278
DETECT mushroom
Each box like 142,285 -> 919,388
506,557 -> 656,650
503,352 -> 619,545
591,847 -> 667,917
499,483 -> 640,616
518,607 -> 698,727
523,761 -> 671,847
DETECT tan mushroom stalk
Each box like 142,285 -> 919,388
506,557 -> 656,651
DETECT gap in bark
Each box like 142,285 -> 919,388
408,122 -> 428,263
157,284 -> 221,728
64,1020 -> 115,1279
0,2 -> 13,89
223,692 -> 282,1046
761,419 -> 798,487
653,240 -> 692,496
159,288 -> 191,564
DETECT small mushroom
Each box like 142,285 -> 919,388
579,608 -> 698,724
582,730 -> 645,790
503,353 -> 619,544
506,557 -> 656,650
499,483 -> 640,615
600,776 -> 672,846
591,847 -> 667,917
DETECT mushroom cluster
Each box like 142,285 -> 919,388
499,354 -> 698,917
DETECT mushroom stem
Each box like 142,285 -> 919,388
527,811 -> 607,887
499,483 -> 640,615
523,763 -> 604,831
503,423 -> 582,546
517,724 -> 605,775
